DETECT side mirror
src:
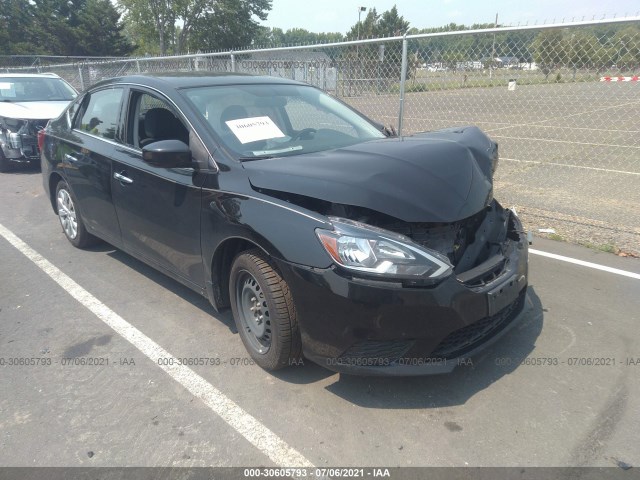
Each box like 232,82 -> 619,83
142,140 -> 192,168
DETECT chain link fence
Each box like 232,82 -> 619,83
2,17 -> 639,254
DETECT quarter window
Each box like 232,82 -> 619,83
76,88 -> 124,140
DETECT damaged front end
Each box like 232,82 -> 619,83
257,187 -> 526,373
244,126 -> 528,374
259,187 -> 523,288
0,117 -> 48,165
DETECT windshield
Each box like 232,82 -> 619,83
181,83 -> 385,159
0,77 -> 77,102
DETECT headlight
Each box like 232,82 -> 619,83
0,117 -> 23,131
315,217 -> 453,280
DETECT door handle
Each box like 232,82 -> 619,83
64,154 -> 78,163
114,171 -> 133,185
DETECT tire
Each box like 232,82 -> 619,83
0,150 -> 10,173
55,180 -> 98,248
229,249 -> 302,371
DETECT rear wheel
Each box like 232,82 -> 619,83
229,249 -> 302,371
55,180 -> 98,248
0,150 -> 10,173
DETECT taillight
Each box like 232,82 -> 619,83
37,123 -> 48,151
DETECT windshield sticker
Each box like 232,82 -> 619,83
0,83 -> 16,97
225,116 -> 285,144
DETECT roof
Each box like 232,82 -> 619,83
90,72 -> 307,91
0,73 -> 61,78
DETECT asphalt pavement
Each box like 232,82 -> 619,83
1,168 -> 639,469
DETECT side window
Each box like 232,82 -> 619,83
127,92 -> 189,149
75,88 -> 123,140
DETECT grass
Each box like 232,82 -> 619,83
580,242 -> 619,254
547,233 -> 565,242
343,67 -> 637,96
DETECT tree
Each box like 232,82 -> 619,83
532,29 -> 566,79
563,31 -> 600,79
377,5 -> 409,37
342,5 -> 410,80
252,27 -> 343,47
118,0 -> 177,55
345,8 -> 380,41
74,0 -> 134,56
188,0 -> 271,51
119,0 -> 271,55
0,0 -> 133,56
612,25 -> 640,70
0,0 -> 37,54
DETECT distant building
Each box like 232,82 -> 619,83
494,56 -> 520,68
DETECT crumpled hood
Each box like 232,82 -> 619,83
0,101 -> 70,120
244,126 -> 497,223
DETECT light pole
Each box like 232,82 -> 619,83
355,6 -> 366,96
490,12 -> 498,80
357,6 -> 366,41
356,6 -> 367,57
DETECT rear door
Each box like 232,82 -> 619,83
111,87 -> 205,288
62,87 -> 125,246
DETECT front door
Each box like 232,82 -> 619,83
111,89 -> 205,288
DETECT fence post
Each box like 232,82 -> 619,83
136,59 -> 141,73
397,34 -> 408,136
230,52 -> 236,72
77,62 -> 85,91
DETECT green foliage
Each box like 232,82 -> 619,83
188,0 -> 271,51
118,0 -> 272,55
0,0 -> 133,56
253,27 -> 344,48
612,25 -> 640,69
532,30 -> 566,78
0,0 -> 37,54
75,0 -> 135,56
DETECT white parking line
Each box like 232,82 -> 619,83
0,223 -> 314,468
530,249 -> 640,280
500,157 -> 640,176
491,135 -> 640,149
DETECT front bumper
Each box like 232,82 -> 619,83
1,119 -> 47,164
275,213 -> 529,376
0,137 -> 40,163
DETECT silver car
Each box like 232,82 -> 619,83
0,73 -> 77,172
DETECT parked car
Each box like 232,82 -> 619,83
41,73 -> 528,375
0,73 -> 77,172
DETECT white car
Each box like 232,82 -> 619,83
0,73 -> 77,172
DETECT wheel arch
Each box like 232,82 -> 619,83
48,172 -> 65,214
210,236 -> 273,310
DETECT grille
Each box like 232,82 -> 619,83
19,134 -> 37,147
431,289 -> 526,359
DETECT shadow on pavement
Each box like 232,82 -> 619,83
323,286 -> 544,408
97,239 -> 544,396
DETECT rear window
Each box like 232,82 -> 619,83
0,77 -> 77,102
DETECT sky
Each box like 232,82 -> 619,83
261,0 -> 640,34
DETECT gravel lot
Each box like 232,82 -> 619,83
343,81 -> 640,255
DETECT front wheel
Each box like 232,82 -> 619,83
55,180 -> 98,248
229,249 -> 302,371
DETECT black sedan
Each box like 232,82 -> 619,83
41,73 -> 528,375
